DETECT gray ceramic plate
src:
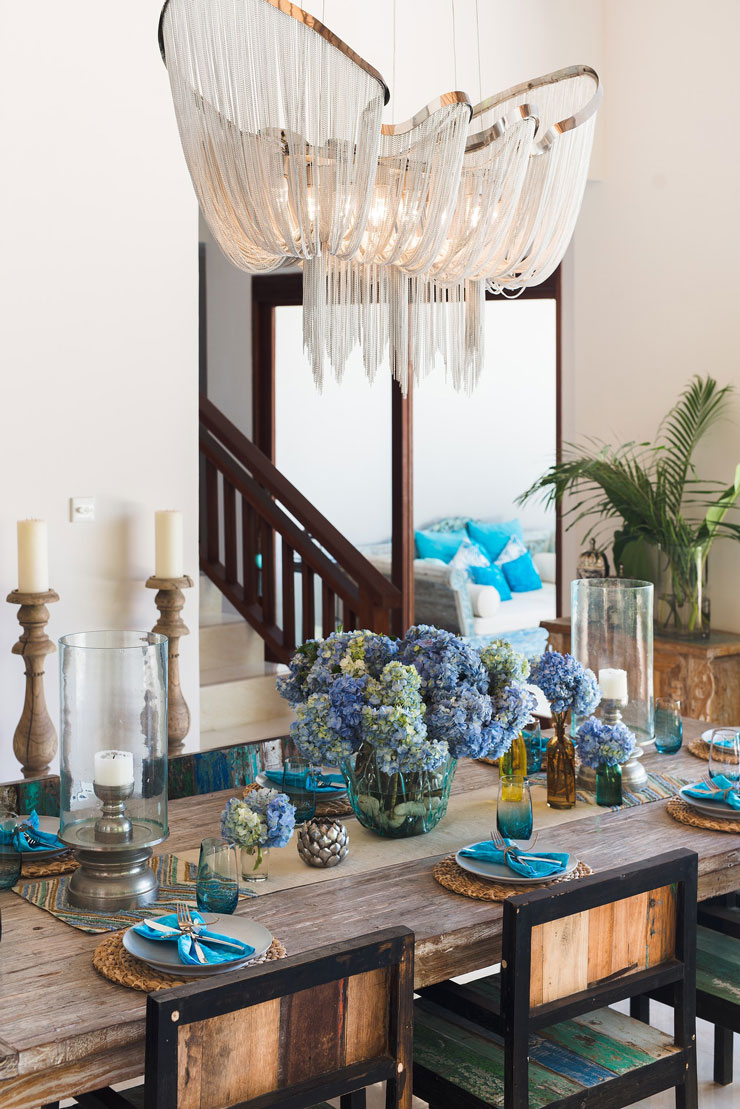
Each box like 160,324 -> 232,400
18,814 -> 66,860
455,846 -> 576,885
678,785 -> 740,821
122,913 -> 273,977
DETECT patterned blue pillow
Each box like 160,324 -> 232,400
471,564 -> 512,601
450,538 -> 491,575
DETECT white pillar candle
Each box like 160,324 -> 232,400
17,519 -> 49,593
155,510 -> 183,578
598,667 -> 628,702
94,749 -> 134,788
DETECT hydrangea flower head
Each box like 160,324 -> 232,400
479,639 -> 529,697
576,716 -> 636,769
530,649 -> 601,717
220,789 -> 296,848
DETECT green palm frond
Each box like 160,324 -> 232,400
656,375 -> 733,514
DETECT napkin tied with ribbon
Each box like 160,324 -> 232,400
264,769 -> 345,793
683,776 -> 740,810
460,840 -> 569,879
133,911 -> 255,966
0,810 -> 65,854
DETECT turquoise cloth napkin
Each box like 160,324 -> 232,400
0,810 -> 65,854
265,769 -> 345,793
460,840 -> 569,879
683,776 -> 740,810
133,911 -> 255,966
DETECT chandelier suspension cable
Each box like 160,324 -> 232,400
450,0 -> 458,90
475,0 -> 482,105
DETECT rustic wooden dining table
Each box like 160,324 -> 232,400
1,717 -> 738,1109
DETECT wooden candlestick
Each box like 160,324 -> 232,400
6,589 -> 60,778
146,575 -> 194,753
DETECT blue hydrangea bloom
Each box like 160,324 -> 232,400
220,789 -> 296,848
576,716 -> 636,769
530,650 -> 601,717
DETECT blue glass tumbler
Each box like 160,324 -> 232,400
196,837 -> 239,915
654,698 -> 683,754
0,814 -> 21,891
496,775 -> 533,841
522,719 -> 543,773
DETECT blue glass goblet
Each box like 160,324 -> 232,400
196,837 -> 239,915
496,775 -> 533,841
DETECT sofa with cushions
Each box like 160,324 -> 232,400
361,515 -> 556,661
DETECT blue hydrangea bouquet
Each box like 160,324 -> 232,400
277,625 -> 535,838
575,716 -> 637,806
221,787 -> 295,876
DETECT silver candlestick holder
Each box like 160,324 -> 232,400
576,697 -> 648,791
93,782 -> 134,844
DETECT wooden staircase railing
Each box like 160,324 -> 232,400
199,395 -> 403,662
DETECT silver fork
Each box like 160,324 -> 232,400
491,828 -> 553,863
175,903 -> 244,953
176,902 -> 207,964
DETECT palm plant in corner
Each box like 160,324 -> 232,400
520,375 -> 740,637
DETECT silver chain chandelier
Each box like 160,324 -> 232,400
159,0 -> 601,393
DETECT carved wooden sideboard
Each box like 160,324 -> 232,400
541,616 -> 740,725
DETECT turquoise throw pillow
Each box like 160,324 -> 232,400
467,519 -> 524,563
502,551 -> 542,593
471,564 -> 512,601
415,529 -> 467,563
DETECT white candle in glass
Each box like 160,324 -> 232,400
154,510 -> 183,578
94,750 -> 134,788
17,519 -> 49,593
598,667 -> 628,702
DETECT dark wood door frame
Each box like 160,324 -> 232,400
250,268 -> 562,631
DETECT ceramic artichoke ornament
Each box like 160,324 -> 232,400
297,818 -> 349,868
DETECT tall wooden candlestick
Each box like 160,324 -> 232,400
6,589 -> 59,778
146,575 -> 193,753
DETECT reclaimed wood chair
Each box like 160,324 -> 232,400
413,848 -> 698,1109
73,926 -> 413,1109
630,890 -> 740,1085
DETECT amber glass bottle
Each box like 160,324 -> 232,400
500,733 -> 527,777
546,713 -> 576,809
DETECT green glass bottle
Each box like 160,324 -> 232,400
596,763 -> 623,807
500,733 -> 527,777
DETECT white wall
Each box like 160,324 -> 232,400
0,3 -> 199,782
562,0 -> 740,628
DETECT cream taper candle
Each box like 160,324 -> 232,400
17,519 -> 49,593
154,510 -> 183,578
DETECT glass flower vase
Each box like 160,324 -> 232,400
656,544 -> 710,639
240,844 -> 270,882
341,744 -> 456,838
500,733 -> 527,776
595,764 -> 623,807
547,715 -> 576,810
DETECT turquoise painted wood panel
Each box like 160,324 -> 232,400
570,1008 -> 678,1061
527,1033 -> 618,1087
414,1005 -> 583,1108
541,1016 -> 658,1076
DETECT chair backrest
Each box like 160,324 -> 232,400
144,926 -> 414,1109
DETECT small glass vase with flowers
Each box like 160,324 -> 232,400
220,787 -> 295,881
576,717 -> 637,807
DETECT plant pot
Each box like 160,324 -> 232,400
656,544 -> 709,639
240,844 -> 269,882
341,744 -> 456,838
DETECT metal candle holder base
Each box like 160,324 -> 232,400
65,781 -> 159,912
576,697 -> 648,792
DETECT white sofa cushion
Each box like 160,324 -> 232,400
468,584 -> 501,618
533,551 -> 556,583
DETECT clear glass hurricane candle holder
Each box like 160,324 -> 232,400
571,578 -> 654,745
59,631 -> 169,911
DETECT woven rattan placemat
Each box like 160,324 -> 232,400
93,930 -> 287,991
21,852 -> 78,879
315,796 -> 353,818
666,796 -> 740,833
687,739 -> 738,764
432,855 -> 593,902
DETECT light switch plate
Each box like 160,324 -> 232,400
70,497 -> 95,523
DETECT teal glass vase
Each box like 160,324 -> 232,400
341,744 -> 456,838
595,763 -> 623,807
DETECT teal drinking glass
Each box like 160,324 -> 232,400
522,718 -> 543,773
654,697 -> 683,754
196,837 -> 239,914
496,775 -> 533,840
0,815 -> 22,891
282,757 -> 316,825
